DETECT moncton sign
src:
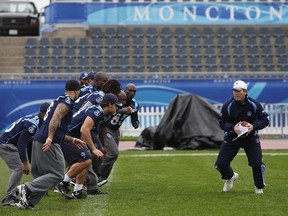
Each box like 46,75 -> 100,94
45,2 -> 288,25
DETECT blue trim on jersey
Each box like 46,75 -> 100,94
247,98 -> 257,114
261,163 -> 266,187
227,100 -> 234,117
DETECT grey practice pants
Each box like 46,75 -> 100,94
0,143 -> 23,198
25,141 -> 65,206
98,128 -> 120,180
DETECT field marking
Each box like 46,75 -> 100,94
123,152 -> 288,157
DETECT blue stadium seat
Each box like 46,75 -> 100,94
160,27 -> 172,38
146,37 -> 158,48
65,48 -> 77,59
133,47 -> 145,58
118,26 -> 130,38
51,48 -> 63,59
24,47 -> 37,59
203,47 -> 216,58
38,47 -> 50,59
188,27 -> 201,39
146,27 -> 158,38
234,57 -> 246,72
216,28 -> 229,38
38,37 -> 50,48
202,27 -> 214,38
118,47 -> 130,58
37,58 -> 50,73
91,38 -> 104,49
105,27 -> 116,38
25,38 -> 37,49
78,37 -> 90,49
174,27 -> 186,39
78,48 -> 90,59
51,38 -> 64,49
245,27 -> 257,38
230,27 -> 243,38
131,27 -> 143,38
65,37 -> 77,49
131,37 -> 144,48
118,37 -> 130,48
91,27 -> 104,39
219,47 -> 230,58
51,58 -> 63,72
258,27 -> 270,38
78,58 -> 90,70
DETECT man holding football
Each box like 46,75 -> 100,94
215,80 -> 269,194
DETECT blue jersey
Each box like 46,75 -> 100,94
87,90 -> 105,105
219,96 -> 269,140
108,98 -> 140,130
0,114 -> 42,162
68,105 -> 108,138
73,93 -> 90,113
34,95 -> 75,145
79,84 -> 93,97
73,91 -> 104,113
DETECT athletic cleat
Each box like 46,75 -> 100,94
223,172 -> 239,192
255,187 -> 264,194
1,196 -> 18,206
71,189 -> 87,199
55,181 -> 73,199
97,178 -> 108,187
16,184 -> 29,209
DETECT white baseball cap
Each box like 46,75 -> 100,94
232,80 -> 247,91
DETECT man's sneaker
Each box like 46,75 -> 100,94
87,188 -> 108,195
16,184 -> 29,209
1,196 -> 17,206
71,189 -> 87,199
55,181 -> 73,199
255,187 -> 264,194
97,178 -> 108,187
223,172 -> 239,192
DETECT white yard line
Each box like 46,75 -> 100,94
123,152 -> 288,157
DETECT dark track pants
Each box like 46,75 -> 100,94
215,136 -> 266,189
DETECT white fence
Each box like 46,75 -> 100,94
120,103 -> 288,137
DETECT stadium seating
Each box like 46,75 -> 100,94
22,26 -> 288,74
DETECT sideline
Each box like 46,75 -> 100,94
119,139 -> 288,151
121,152 -> 288,157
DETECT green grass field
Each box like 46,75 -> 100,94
1,149 -> 288,216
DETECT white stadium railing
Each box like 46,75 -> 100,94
120,103 -> 288,137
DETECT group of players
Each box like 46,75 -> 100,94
0,71 -> 140,209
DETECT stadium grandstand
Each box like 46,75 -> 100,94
0,0 -> 287,137
0,0 -> 288,79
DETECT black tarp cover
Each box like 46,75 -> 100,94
135,94 -> 223,150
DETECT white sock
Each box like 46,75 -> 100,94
63,174 -> 72,183
74,184 -> 83,192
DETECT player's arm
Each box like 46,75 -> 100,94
252,103 -> 270,130
80,116 -> 104,159
42,103 -> 69,151
17,128 -> 32,175
218,103 -> 235,132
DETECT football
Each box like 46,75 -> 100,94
240,121 -> 249,127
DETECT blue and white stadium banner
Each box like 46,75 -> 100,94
1,78 -> 288,132
44,2 -> 288,25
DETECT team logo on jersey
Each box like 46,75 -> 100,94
65,97 -> 71,104
96,97 -> 102,104
28,126 -> 36,134
81,152 -> 86,159
107,133 -> 112,139
94,110 -> 101,116
247,111 -> 252,116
